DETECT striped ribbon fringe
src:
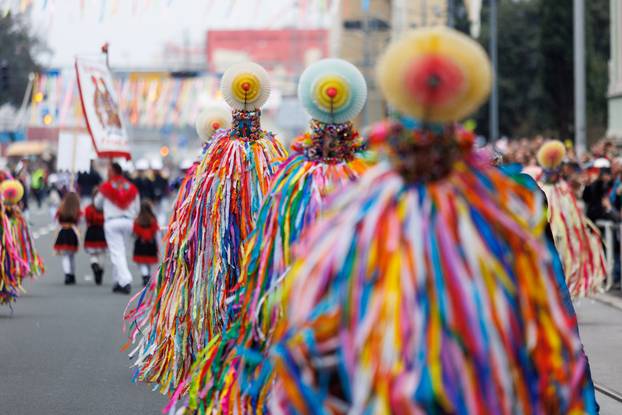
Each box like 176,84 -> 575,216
0,206 -> 31,305
167,146 -> 372,414
540,181 -> 606,298
267,158 -> 595,414
124,128 -> 286,396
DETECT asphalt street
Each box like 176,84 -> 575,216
2,206 -> 622,414
0,207 -> 166,414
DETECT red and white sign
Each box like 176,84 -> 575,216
75,56 -> 131,159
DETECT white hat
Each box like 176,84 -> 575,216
136,159 -> 149,171
150,158 -> 164,170
594,158 -> 611,169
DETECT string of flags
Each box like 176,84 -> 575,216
29,69 -> 221,130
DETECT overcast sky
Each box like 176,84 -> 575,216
14,0 -> 332,68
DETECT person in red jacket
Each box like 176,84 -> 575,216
132,201 -> 159,287
84,188 -> 107,285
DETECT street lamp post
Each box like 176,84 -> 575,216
574,0 -> 587,156
489,0 -> 499,142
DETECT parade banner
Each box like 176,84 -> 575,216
75,56 -> 131,159
56,131 -> 97,173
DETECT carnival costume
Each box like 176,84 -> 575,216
0,179 -> 35,305
1,179 -> 44,281
168,59 -> 370,413
536,141 -> 606,297
265,27 -> 597,414
125,62 -> 287,395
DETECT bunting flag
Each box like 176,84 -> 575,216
28,70 -> 221,131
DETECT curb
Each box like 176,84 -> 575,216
592,292 -> 622,311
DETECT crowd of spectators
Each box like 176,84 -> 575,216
496,137 -> 622,288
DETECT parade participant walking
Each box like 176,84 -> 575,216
53,192 -> 81,285
0,178 -> 42,305
84,190 -> 107,285
266,27 -> 597,414
537,141 -> 606,297
95,162 -> 139,295
132,201 -> 159,287
169,58 -> 371,412
125,62 -> 286,396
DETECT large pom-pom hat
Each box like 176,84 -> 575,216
0,179 -> 24,205
377,26 -> 492,123
298,58 -> 367,124
195,105 -> 230,142
221,62 -> 271,111
537,140 -> 566,170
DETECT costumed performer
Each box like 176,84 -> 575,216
95,162 -> 140,294
169,58 -> 371,413
1,178 -> 44,282
53,191 -> 81,285
125,62 -> 287,396
0,179 -> 33,306
536,140 -> 606,298
266,27 -> 597,414
84,189 -> 107,285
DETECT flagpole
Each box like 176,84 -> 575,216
489,0 -> 499,142
574,0 -> 587,156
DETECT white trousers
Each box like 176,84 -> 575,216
104,218 -> 133,287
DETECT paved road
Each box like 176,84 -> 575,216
0,208 -> 166,414
576,298 -> 622,414
3,207 -> 622,414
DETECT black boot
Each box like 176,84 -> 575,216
113,283 -> 131,295
64,274 -> 76,285
91,263 -> 103,285
142,275 -> 150,287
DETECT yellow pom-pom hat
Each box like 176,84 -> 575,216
221,62 -> 271,111
0,179 -> 24,205
195,105 -> 231,142
376,26 -> 492,123
537,140 -> 566,170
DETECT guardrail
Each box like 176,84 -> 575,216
596,220 -> 617,291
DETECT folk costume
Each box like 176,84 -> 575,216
84,203 -> 107,285
125,62 -> 287,396
168,59 -> 371,413
132,216 -> 159,286
95,172 -> 140,293
266,28 -> 597,414
536,141 -> 606,298
0,179 -> 40,306
2,179 -> 43,282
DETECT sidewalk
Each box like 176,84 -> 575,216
576,293 -> 622,414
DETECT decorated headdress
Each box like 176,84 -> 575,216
369,27 -> 492,182
295,58 -> 368,163
298,58 -> 367,124
376,26 -> 491,123
220,62 -> 271,140
0,179 -> 24,205
195,105 -> 231,143
537,140 -> 566,170
537,140 -> 566,183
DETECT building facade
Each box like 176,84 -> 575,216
609,0 -> 622,139
334,0 -> 448,125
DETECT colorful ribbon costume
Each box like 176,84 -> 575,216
267,27 -> 597,414
535,141 -> 606,298
124,63 -> 286,396
168,59 -> 371,413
